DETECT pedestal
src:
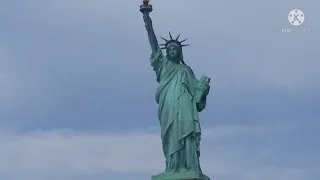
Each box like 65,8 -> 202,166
152,171 -> 210,180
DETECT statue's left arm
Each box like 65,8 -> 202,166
184,68 -> 210,112
194,79 -> 210,112
196,95 -> 208,112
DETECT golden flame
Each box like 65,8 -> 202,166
143,0 -> 150,5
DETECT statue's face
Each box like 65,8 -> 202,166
167,45 -> 180,59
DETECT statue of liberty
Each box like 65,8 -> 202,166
140,1 -> 211,179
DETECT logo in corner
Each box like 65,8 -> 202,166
288,9 -> 305,26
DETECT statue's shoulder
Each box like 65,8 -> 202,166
183,65 -> 196,77
183,64 -> 193,71
177,64 -> 195,74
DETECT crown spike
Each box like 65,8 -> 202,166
160,36 -> 168,42
176,34 -> 181,40
181,44 -> 191,47
179,38 -> 188,43
169,32 -> 173,40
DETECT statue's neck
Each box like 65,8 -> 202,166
168,57 -> 180,64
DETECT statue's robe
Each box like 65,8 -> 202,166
150,48 -> 207,173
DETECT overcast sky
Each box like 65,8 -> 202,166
0,0 -> 319,180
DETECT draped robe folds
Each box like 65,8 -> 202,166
150,48 -> 207,173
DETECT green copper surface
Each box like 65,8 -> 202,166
140,1 -> 211,179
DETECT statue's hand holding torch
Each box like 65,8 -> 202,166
140,0 -> 153,14
140,0 -> 153,31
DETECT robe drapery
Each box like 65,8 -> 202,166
150,48 -> 207,173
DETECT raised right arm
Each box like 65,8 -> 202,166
142,12 -> 159,53
140,3 -> 165,81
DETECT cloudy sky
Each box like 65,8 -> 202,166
0,0 -> 319,180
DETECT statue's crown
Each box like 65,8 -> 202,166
160,32 -> 190,49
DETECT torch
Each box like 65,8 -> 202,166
140,0 -> 153,13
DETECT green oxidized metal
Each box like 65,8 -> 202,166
140,1 -> 211,179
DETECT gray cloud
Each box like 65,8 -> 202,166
0,125 -> 319,180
